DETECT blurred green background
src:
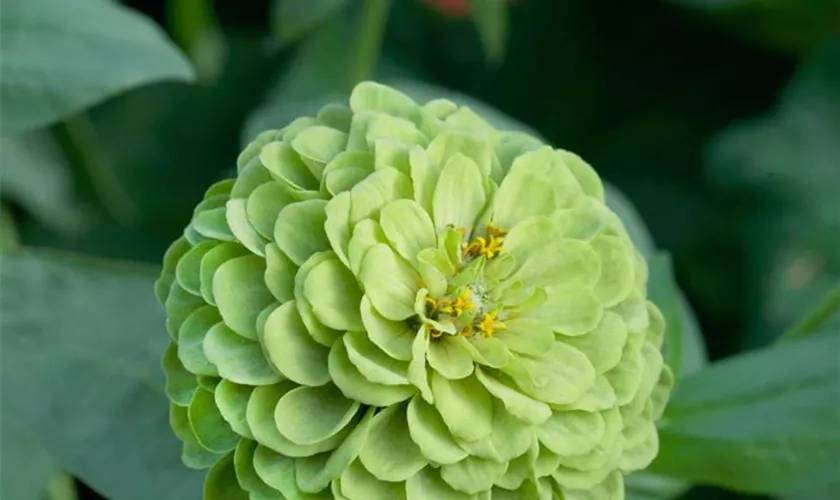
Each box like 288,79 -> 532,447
1,0 -> 839,499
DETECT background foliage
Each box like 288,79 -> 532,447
1,0 -> 839,499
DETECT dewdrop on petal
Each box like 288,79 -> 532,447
156,81 -> 674,499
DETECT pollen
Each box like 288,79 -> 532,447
462,224 -> 506,259
478,310 -> 507,338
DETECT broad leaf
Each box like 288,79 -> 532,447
650,332 -> 840,497
0,250 -> 204,500
469,0 -> 509,62
0,0 -> 194,136
0,133 -> 91,236
0,422 -> 60,500
272,0 -> 350,44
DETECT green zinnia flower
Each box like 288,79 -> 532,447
156,81 -> 674,499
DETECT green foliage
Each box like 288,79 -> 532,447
272,0 -> 350,45
0,0 -> 195,136
651,332 -> 840,498
1,250 -> 206,500
1,0 -> 838,499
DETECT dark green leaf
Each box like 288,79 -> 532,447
0,422 -> 57,500
0,133 -> 91,236
648,253 -> 684,378
0,0 -> 194,136
0,250 -> 204,500
469,0 -> 509,62
650,332 -> 840,496
272,0 -> 350,45
707,39 -> 840,347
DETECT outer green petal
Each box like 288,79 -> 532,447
508,239 -> 601,290
365,114 -> 428,149
294,251 -> 343,347
347,218 -> 387,275
261,301 -> 331,387
556,374 -> 617,412
428,335 -> 475,380
373,138 -> 411,174
226,199 -> 267,256
323,152 -> 374,196
350,81 -> 419,121
200,242 -> 249,305
432,154 -> 486,234
248,384 -> 349,458
295,407 -> 376,493
474,368 -> 551,425
176,241 -> 218,296
455,398 -> 532,463
233,439 -> 282,498
344,330 -> 410,386
537,410 -> 605,456
304,256 -> 364,331
426,129 -> 491,175
501,216 -> 556,271
562,471 -> 624,500
204,322 -> 282,386
264,243 -> 297,303
441,456 -> 508,495
604,341 -> 645,406
359,295 -> 414,361
170,404 -> 222,469
166,282 -> 205,340
406,394 -> 468,464
178,305 -> 220,376
503,342 -> 595,405
551,464 -> 611,491
560,311 -> 627,374
431,371 -> 493,442
460,336 -> 511,368
274,384 -> 359,445
163,342 -> 198,406
340,460 -> 406,500
324,191 -> 352,267
348,167 -> 412,224
274,199 -> 330,266
406,467 -> 474,500
329,339 -> 417,406
380,199 -> 436,264
359,404 -> 426,481
537,288 -> 604,335
188,387 -> 239,453
213,254 -> 274,340
359,243 -> 422,321
260,141 -> 319,191
157,237 -> 192,304
317,103 -> 353,131
492,167 -> 559,230
215,379 -> 255,439
591,235 -> 635,307
497,318 -> 554,356
253,444 -> 333,499
247,181 -> 296,240
557,150 -> 604,201
204,452 -> 249,500
291,126 -> 348,179
555,407 -> 622,471
408,328 -> 434,403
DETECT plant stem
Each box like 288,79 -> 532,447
1,203 -> 21,250
351,0 -> 391,86
59,114 -> 137,224
779,281 -> 840,342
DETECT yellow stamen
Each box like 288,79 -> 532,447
459,324 -> 473,337
478,311 -> 507,338
487,223 -> 507,238
451,288 -> 476,316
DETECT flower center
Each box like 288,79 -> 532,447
424,223 -> 509,340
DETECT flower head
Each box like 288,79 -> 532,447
157,81 -> 674,499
